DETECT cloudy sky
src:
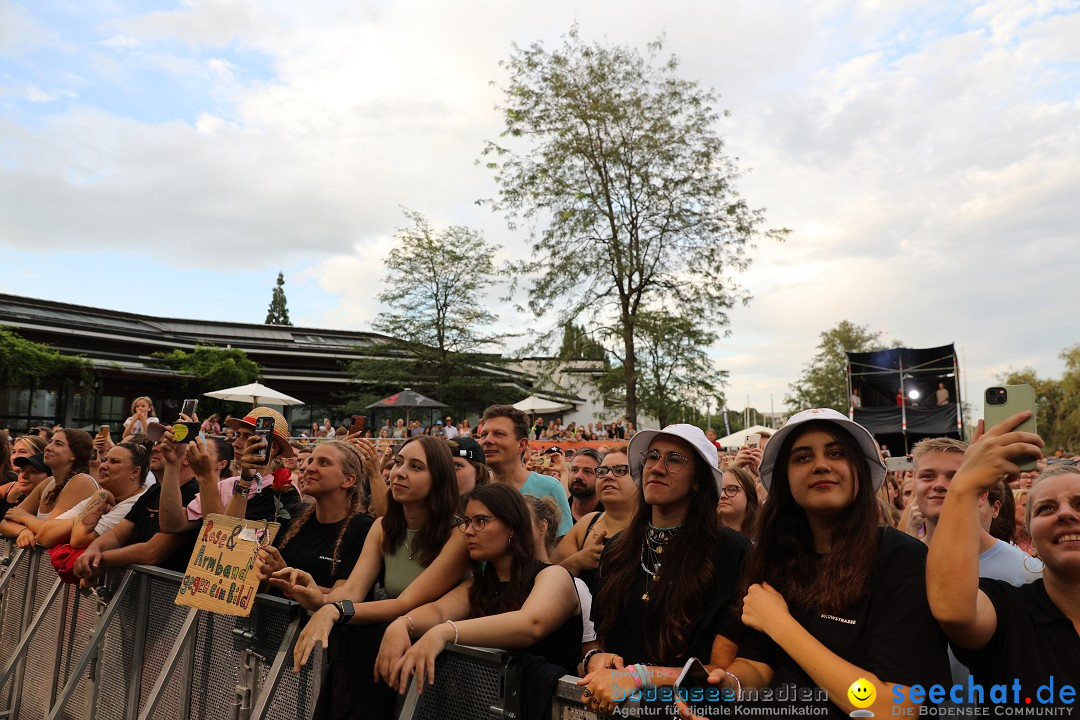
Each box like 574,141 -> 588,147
1,0 -> 1077,417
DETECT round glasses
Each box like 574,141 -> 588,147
640,449 -> 689,474
720,485 -> 743,498
454,514 -> 495,533
594,465 -> 630,479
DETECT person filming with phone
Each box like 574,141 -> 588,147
927,411 -> 1080,705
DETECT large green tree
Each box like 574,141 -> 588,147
785,321 -> 894,413
482,27 -> 786,425
354,210 -> 515,410
598,311 -> 724,427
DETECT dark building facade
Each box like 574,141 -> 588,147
0,294 -> 557,434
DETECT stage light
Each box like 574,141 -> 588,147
908,390 -> 920,400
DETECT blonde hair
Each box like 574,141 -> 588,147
130,396 -> 156,415
277,440 -> 366,579
524,495 -> 561,554
910,437 -> 968,464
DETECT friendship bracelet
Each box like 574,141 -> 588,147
405,615 -> 416,639
627,665 -> 643,690
633,664 -> 654,689
445,619 -> 459,645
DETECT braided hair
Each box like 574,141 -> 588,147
277,440 -> 364,581
42,429 -> 94,508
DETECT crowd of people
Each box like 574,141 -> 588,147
0,393 -> 1077,719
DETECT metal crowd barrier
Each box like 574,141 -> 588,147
0,541 -> 323,720
0,540 -> 605,720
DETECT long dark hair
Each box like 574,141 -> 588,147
42,429 -> 94,507
465,483 -> 538,618
724,466 -> 760,536
741,420 -> 879,613
381,436 -> 459,567
593,453 -> 723,664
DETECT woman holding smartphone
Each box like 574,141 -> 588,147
718,409 -> 949,718
927,413 -> 1079,700
579,426 -> 749,716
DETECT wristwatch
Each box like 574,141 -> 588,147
233,475 -> 255,495
333,599 -> 355,626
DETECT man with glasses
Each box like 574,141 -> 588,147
569,448 -> 604,522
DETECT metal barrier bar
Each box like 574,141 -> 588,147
0,549 -> 25,594
45,570 -> 134,720
248,616 -> 301,720
136,606 -> 200,720
125,573 -> 152,720
0,574 -> 63,691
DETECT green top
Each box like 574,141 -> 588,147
383,528 -> 426,598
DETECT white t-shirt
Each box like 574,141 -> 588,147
574,577 -> 597,643
57,487 -> 147,538
445,425 -> 459,440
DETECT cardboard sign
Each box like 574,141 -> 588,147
175,514 -> 279,616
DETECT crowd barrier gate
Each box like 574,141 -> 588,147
0,540 -> 607,720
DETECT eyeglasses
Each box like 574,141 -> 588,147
454,514 -> 495,533
641,450 -> 689,474
720,485 -> 743,498
594,465 -> 630,478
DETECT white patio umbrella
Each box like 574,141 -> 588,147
716,424 -> 773,449
513,395 -> 573,414
203,382 -> 304,407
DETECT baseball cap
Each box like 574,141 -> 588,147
627,423 -> 723,494
449,436 -> 486,464
225,407 -> 294,457
14,453 -> 51,474
759,408 -> 886,491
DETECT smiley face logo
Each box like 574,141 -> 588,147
847,678 -> 876,709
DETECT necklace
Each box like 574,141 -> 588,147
404,533 -> 417,561
640,523 -> 682,602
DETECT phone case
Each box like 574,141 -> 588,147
983,385 -> 1038,472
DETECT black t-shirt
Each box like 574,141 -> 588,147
124,478 -> 201,573
596,525 -> 750,666
952,578 -> 1080,707
495,562 -> 583,674
738,527 -> 950,719
276,513 -> 373,590
245,484 -> 304,525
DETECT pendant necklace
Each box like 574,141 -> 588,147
640,521 -> 685,602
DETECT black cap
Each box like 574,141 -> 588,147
13,453 -> 50,474
449,436 -> 486,465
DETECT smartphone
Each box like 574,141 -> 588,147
98,424 -> 110,437
181,398 -> 199,420
885,456 -> 914,472
252,416 -> 276,465
350,415 -> 367,435
531,455 -> 552,468
675,657 -> 711,689
746,433 -> 762,449
984,385 -> 1038,472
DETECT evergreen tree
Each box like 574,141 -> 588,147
265,272 -> 292,326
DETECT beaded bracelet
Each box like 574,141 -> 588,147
445,619 -> 459,645
582,649 -> 603,673
723,671 -> 742,700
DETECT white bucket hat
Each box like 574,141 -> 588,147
627,423 -> 723,495
759,408 -> 886,491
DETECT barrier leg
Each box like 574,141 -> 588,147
136,607 -> 199,720
248,616 -> 300,720
0,575 -> 63,691
45,570 -> 134,720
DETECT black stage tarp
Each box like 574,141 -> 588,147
853,405 -> 959,436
